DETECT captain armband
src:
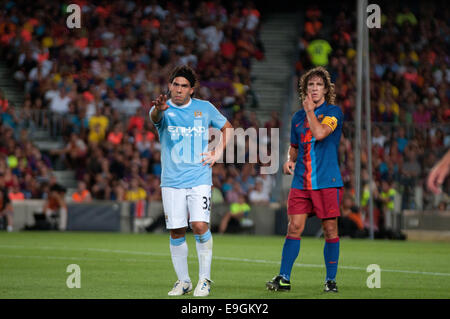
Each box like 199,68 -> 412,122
321,116 -> 338,132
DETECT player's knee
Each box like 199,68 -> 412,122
322,221 -> 338,239
288,219 -> 304,236
170,228 -> 186,239
191,221 -> 209,235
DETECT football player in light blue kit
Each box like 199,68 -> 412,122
150,65 -> 232,297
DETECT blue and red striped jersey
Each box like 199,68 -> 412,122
290,101 -> 344,190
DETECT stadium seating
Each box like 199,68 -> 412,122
0,1 -> 273,229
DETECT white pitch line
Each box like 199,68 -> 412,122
1,244 -> 449,277
0,254 -> 162,264
213,256 -> 450,277
0,254 -> 107,262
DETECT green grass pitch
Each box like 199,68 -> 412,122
0,231 -> 449,299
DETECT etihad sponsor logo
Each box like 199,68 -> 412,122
168,126 -> 207,135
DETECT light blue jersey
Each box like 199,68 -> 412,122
150,98 -> 227,188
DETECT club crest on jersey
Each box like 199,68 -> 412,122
318,114 -> 324,121
194,111 -> 202,118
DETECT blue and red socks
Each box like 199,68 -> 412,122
324,237 -> 340,281
279,236 -> 301,281
278,236 -> 339,282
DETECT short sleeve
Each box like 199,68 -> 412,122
323,106 -> 343,131
208,102 -> 227,130
321,116 -> 338,131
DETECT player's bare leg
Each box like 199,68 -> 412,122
287,213 -> 307,238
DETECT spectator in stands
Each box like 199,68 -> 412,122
88,105 -> 109,142
236,163 -> 256,193
51,132 -> 87,170
396,126 -> 409,154
43,183 -> 67,231
0,0 -> 270,211
218,193 -> 252,234
396,7 -> 418,27
255,171 -> 274,199
135,126 -> 155,159
147,177 -> 162,201
150,151 -> 161,178
1,104 -> 18,129
379,179 -> 397,233
248,179 -> 269,204
0,89 -> 9,112
49,86 -> 71,115
0,185 -> 13,232
107,122 -> 124,146
8,182 -> 25,201
225,180 -> 245,203
400,144 -> 422,208
71,181 -> 92,203
121,89 -> 142,116
306,38 -> 332,67
125,178 -> 147,219
264,111 -> 280,133
91,173 -> 111,200
412,103 -> 431,128
338,194 -> 366,238
372,125 -> 388,148
304,5 -> 323,38
211,176 -> 225,204
127,107 -> 145,134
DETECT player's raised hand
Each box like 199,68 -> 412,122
152,94 -> 169,112
283,160 -> 295,175
303,93 -> 315,113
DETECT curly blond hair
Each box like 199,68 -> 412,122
299,66 -> 336,105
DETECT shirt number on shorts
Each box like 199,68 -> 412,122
202,196 -> 211,211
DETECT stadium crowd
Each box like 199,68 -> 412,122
296,1 -> 449,236
0,0 -> 275,231
0,0 -> 449,237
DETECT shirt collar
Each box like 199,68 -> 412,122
168,98 -> 192,109
316,100 -> 327,110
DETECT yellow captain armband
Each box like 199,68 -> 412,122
321,116 -> 338,131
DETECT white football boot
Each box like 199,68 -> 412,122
168,280 -> 192,296
193,278 -> 211,297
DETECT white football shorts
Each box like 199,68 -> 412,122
161,184 -> 212,229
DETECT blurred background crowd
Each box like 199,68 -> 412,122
0,0 -> 274,214
295,0 -> 449,235
0,0 -> 448,236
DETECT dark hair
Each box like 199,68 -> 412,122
169,65 -> 197,88
50,183 -> 66,193
299,66 -> 336,104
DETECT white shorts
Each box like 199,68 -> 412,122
161,185 -> 211,229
